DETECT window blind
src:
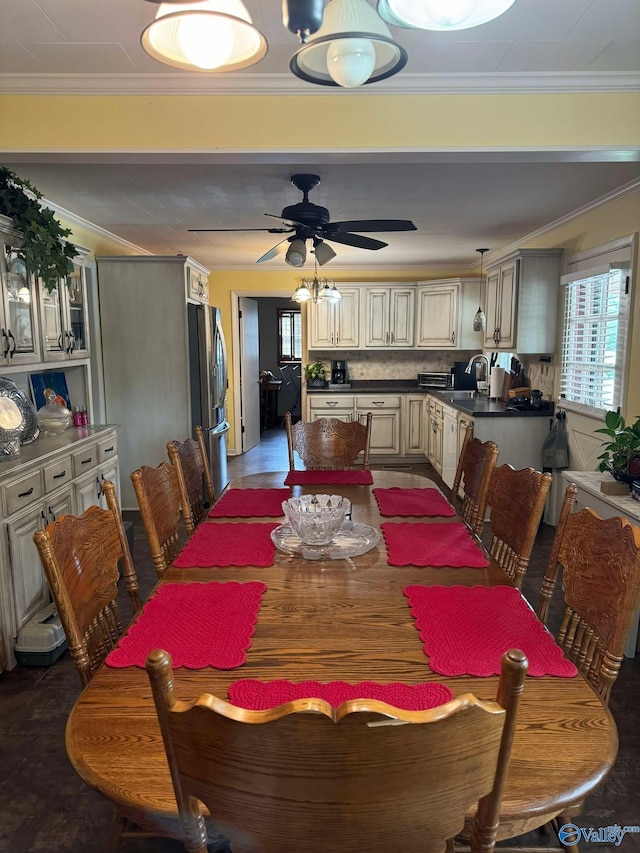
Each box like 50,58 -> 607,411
560,265 -> 629,413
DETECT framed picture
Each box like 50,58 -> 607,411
29,371 -> 71,411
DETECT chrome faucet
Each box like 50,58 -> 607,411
465,353 -> 490,377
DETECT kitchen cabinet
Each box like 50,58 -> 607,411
0,426 -> 118,670
403,394 -> 427,455
483,249 -> 563,353
356,395 -> 401,455
441,403 -> 459,489
39,256 -> 90,362
0,233 -> 42,367
427,397 -> 443,474
415,279 -> 483,349
363,285 -> 415,348
308,394 -> 354,422
308,286 -> 360,349
188,266 -> 209,304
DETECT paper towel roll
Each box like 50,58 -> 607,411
490,367 -> 505,399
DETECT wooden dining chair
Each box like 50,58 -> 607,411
485,464 -> 552,589
451,425 -> 499,536
285,411 -> 373,471
537,483 -> 578,624
146,647 -> 528,853
167,425 -> 215,534
33,480 -> 141,687
536,503 -> 640,705
131,461 -> 185,578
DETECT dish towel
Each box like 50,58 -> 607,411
208,488 -> 290,518
373,487 -> 456,517
173,522 -> 279,568
106,581 -> 267,669
284,470 -> 373,486
381,522 -> 489,568
403,584 -> 578,678
228,679 -> 453,711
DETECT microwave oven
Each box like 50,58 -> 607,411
417,372 -> 453,390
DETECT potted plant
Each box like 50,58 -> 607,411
596,410 -> 640,483
0,167 -> 77,293
304,361 -> 327,388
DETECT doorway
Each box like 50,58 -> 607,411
232,290 -> 303,455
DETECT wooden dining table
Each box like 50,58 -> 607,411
66,470 -> 617,845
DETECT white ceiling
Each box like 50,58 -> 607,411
1,1 -> 639,270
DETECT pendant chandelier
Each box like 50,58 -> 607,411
473,247 -> 489,333
292,256 -> 342,303
377,0 -> 518,31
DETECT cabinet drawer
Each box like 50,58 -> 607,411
356,395 -> 401,409
4,471 -> 44,516
72,443 -> 98,476
309,395 -> 355,409
97,436 -> 118,463
43,456 -> 73,493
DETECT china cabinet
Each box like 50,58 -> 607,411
363,285 -> 415,348
483,249 -> 563,353
39,256 -> 90,362
0,238 -> 42,366
415,279 -> 482,349
307,286 -> 360,349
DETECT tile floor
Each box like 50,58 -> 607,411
0,427 -> 638,852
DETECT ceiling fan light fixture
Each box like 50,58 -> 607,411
313,239 -> 337,266
377,0 -> 517,31
285,238 -> 307,267
141,0 -> 267,72
282,0 -> 325,42
290,0 -> 407,88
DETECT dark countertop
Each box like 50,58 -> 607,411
306,382 -> 553,418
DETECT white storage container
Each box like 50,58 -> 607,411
15,603 -> 68,666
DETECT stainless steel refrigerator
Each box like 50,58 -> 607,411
187,303 -> 230,498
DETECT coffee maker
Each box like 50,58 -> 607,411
331,360 -> 348,385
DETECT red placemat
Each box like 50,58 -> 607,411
228,679 -> 453,711
373,487 -> 456,518
284,470 -> 373,486
208,489 -> 290,518
106,581 -> 267,669
404,584 -> 578,678
381,522 -> 489,568
173,522 -> 279,568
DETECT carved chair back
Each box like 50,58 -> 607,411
285,411 -> 372,471
167,426 -> 215,534
33,481 -> 141,687
539,504 -> 640,704
486,465 -> 552,589
146,648 -> 527,853
131,462 -> 184,578
452,425 -> 499,536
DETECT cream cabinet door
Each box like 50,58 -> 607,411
6,503 -> 49,632
358,410 -> 401,454
74,471 -> 102,514
416,284 -> 458,348
45,487 -> 75,525
389,288 -> 415,347
484,261 -> 517,350
364,288 -> 389,347
309,409 -> 353,423
308,299 -> 334,348
98,459 -> 120,509
404,396 -> 426,455
334,287 -> 360,348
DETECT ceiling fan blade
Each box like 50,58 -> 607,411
330,219 -> 417,233
264,212 -> 308,229
326,232 -> 388,250
256,238 -> 290,264
188,227 -> 293,233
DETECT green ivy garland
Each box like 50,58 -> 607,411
0,166 -> 77,293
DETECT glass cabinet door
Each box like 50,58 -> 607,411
2,249 -> 41,365
40,279 -> 66,359
66,262 -> 89,359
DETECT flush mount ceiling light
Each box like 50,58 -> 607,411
377,0 -> 517,31
141,0 -> 267,72
290,0 -> 407,88
285,237 -> 307,267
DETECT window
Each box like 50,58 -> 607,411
560,264 -> 630,414
278,309 -> 302,363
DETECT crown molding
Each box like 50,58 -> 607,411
45,199 -> 152,256
1,71 -> 638,96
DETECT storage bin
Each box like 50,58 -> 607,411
15,603 -> 67,666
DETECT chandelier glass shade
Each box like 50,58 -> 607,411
141,0 -> 267,72
377,0 -> 517,31
290,0 -> 407,88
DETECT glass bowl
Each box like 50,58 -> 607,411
283,494 -> 348,545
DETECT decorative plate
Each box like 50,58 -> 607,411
271,521 -> 380,561
0,377 -> 39,445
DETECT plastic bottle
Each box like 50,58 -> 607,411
80,405 -> 88,426
73,406 -> 82,427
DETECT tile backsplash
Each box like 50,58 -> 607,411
521,359 -> 555,399
309,350 -> 478,380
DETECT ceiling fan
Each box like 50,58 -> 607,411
188,174 -> 417,266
